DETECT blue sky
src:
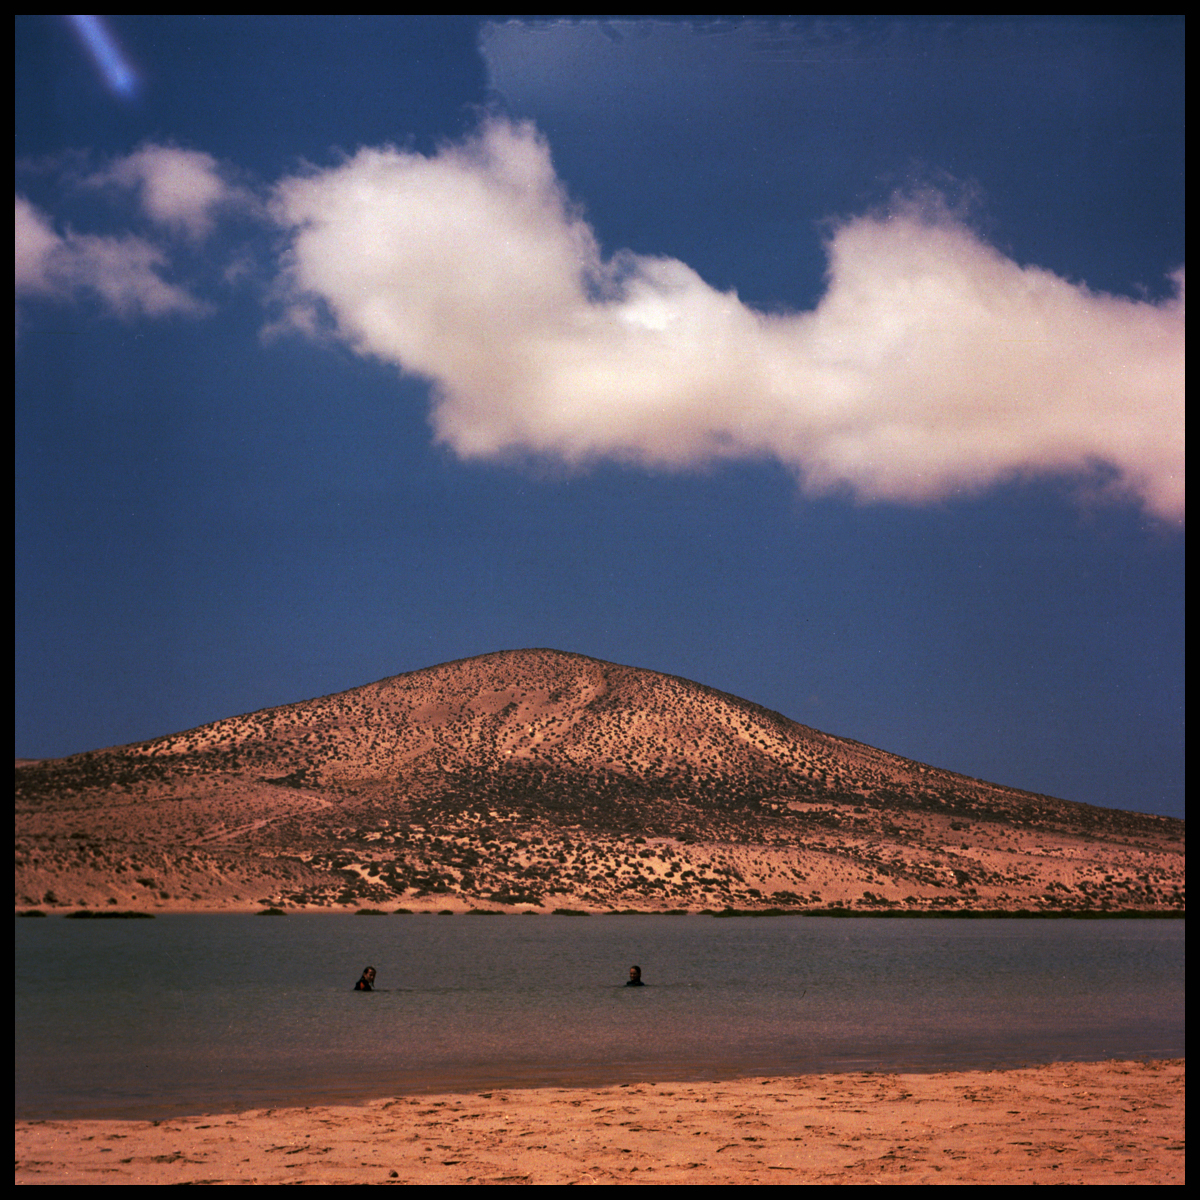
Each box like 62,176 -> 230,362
16,17 -> 1184,818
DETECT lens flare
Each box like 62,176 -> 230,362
67,15 -> 138,98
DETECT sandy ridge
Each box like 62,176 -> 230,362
15,649 -> 1185,915
15,1059 -> 1183,1185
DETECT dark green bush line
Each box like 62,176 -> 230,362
706,906 -> 1183,919
62,909 -> 155,919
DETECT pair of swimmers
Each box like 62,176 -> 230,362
353,964 -> 644,991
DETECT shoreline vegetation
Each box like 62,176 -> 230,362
15,1059 -> 1184,1184
16,905 -> 1183,919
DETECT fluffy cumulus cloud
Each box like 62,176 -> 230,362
271,118 -> 1184,520
89,145 -> 246,240
15,122 -> 1184,519
15,194 -> 208,320
14,144 -> 251,327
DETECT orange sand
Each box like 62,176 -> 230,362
15,1058 -> 1183,1184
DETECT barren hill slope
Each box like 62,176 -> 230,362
15,649 -> 1184,913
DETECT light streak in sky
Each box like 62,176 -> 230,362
67,15 -> 139,98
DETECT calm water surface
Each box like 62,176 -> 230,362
15,914 -> 1183,1118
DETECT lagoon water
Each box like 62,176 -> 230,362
15,914 -> 1184,1119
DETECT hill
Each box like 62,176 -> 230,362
14,649 -> 1184,913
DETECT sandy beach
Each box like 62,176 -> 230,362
15,1058 -> 1183,1184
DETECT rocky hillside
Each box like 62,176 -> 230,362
15,649 -> 1185,913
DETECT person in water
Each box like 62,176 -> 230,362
626,965 -> 645,987
354,966 -> 376,991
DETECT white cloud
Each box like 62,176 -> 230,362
269,119 -> 1184,520
14,196 -> 62,295
15,194 -> 209,320
90,145 -> 248,240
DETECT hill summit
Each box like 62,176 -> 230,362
15,649 -> 1184,913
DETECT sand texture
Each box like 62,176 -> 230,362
15,1058 -> 1183,1185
